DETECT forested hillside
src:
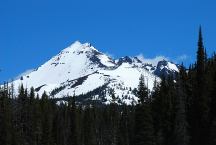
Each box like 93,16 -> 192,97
1,28 -> 216,145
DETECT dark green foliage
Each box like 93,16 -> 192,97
197,26 -> 205,77
191,27 -> 210,145
151,76 -> 176,145
0,85 -> 13,145
118,105 -> 130,145
173,65 -> 189,145
0,84 -> 137,145
50,85 -> 66,97
40,92 -> 54,145
134,75 -> 155,145
68,96 -> 78,145
137,74 -> 149,104
134,104 -> 155,145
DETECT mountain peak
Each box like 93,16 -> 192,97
154,60 -> 179,77
10,41 -> 179,105
63,41 -> 98,54
116,56 -> 133,65
68,40 -> 82,48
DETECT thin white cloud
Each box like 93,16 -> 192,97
176,54 -> 188,62
105,52 -> 114,58
136,54 -> 169,66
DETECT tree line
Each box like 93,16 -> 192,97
1,27 -> 216,145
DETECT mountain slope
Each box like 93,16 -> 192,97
12,41 -> 179,104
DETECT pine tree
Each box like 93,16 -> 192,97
0,88 -> 13,145
197,26 -> 205,85
109,93 -> 119,145
68,96 -> 78,145
209,70 -> 216,145
173,65 -> 189,145
192,26 -> 209,145
134,75 -> 155,145
32,94 -> 42,145
151,79 -> 164,145
15,84 -> 29,144
137,74 -> 149,104
82,105 -> 96,145
151,76 -> 176,145
134,104 -> 155,145
118,105 -> 129,145
40,91 -> 53,145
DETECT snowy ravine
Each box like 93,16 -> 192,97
11,41 -> 179,105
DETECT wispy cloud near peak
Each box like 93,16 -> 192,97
136,54 -> 169,66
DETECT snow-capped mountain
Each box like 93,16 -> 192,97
12,41 -> 179,104
154,60 -> 179,77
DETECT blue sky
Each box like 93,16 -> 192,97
0,0 -> 216,82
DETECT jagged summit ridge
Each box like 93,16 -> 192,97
12,41 -> 179,104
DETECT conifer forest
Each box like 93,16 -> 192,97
1,28 -> 216,145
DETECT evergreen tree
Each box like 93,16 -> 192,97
134,104 -> 155,145
68,96 -> 78,145
173,65 -> 189,145
151,79 -> 164,145
15,84 -> 29,144
40,91 -> 53,145
192,27 -> 209,145
82,105 -> 96,145
32,94 -> 42,145
134,75 -> 155,145
209,70 -> 216,145
0,88 -> 12,145
137,74 -> 149,104
151,75 -> 176,145
110,93 -> 119,145
118,105 -> 129,145
196,26 -> 205,86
